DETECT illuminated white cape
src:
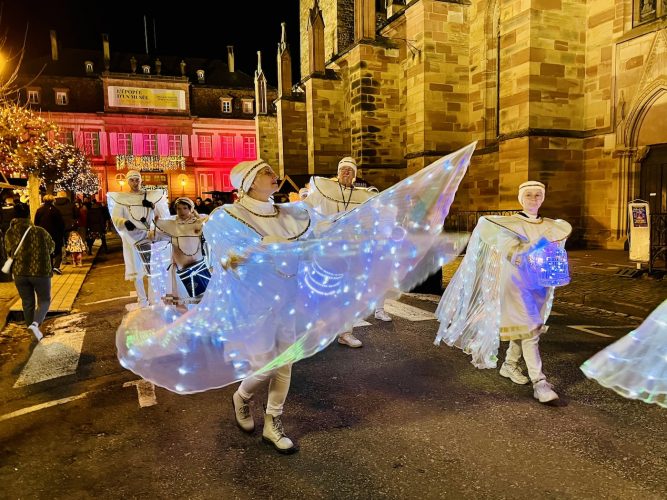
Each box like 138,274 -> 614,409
435,214 -> 571,369
115,143 -> 475,394
581,299 -> 667,409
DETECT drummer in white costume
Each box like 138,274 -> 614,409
151,197 -> 210,307
227,159 -> 314,454
107,170 -> 170,307
304,157 -> 392,348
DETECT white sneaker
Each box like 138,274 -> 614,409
262,413 -> 297,454
338,332 -> 363,348
27,322 -> 43,342
374,309 -> 392,322
232,391 -> 255,433
499,363 -> 530,385
533,380 -> 559,403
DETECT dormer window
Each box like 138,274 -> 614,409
27,88 -> 40,104
142,65 -> 151,74
55,89 -> 69,106
242,99 -> 254,114
197,70 -> 205,83
85,61 -> 94,74
220,97 -> 232,113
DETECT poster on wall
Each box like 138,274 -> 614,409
628,201 -> 651,262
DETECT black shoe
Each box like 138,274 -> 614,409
53,267 -> 62,275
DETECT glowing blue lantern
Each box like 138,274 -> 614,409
526,242 -> 570,287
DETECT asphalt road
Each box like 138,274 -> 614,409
0,244 -> 665,499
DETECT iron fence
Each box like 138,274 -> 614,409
444,210 -> 521,234
650,213 -> 667,271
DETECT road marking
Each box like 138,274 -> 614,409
123,380 -> 158,407
14,314 -> 87,388
403,293 -> 441,304
0,392 -> 90,423
84,292 -> 137,305
383,299 -> 436,321
95,263 -> 126,269
353,320 -> 372,328
567,325 -> 638,338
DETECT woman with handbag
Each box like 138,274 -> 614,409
3,203 -> 55,341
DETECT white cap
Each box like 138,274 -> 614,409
230,159 -> 270,196
126,170 -> 142,180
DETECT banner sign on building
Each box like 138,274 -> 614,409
108,86 -> 186,111
141,172 -> 169,192
628,201 -> 650,262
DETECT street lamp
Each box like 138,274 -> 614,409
179,174 -> 187,196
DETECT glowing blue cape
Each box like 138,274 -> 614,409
581,299 -> 667,408
116,142 -> 475,393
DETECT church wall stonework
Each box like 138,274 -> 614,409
281,0 -> 667,248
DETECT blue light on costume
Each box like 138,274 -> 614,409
526,242 -> 570,287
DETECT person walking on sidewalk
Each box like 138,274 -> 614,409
303,156 -> 390,348
85,197 -> 110,255
4,202 -> 55,341
435,181 -> 572,404
34,194 -> 65,275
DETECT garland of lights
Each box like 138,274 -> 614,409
116,155 -> 185,171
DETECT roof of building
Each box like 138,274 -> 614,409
20,48 -> 265,89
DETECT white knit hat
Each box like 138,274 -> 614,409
230,159 -> 270,197
126,170 -> 142,180
337,157 -> 358,177
518,181 -> 545,203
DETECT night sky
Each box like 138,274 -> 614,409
3,1 -> 302,86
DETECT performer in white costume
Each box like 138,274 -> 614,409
115,144 -> 476,454
581,298 -> 667,409
150,197 -> 210,307
107,170 -> 170,307
304,156 -> 390,348
435,181 -> 572,403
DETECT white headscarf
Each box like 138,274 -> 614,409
230,159 -> 270,198
126,170 -> 142,180
518,181 -> 545,204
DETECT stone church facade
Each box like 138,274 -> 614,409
255,0 -> 667,249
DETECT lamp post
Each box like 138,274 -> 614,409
179,174 -> 187,196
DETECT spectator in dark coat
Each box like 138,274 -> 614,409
5,202 -> 55,341
34,194 -> 65,274
85,197 -> 110,254
54,191 -> 76,232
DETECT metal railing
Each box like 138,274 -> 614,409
444,209 -> 521,234
650,213 -> 667,271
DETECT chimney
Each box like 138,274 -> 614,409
102,33 -> 110,70
50,30 -> 59,61
227,45 -> 235,73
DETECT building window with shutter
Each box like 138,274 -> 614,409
198,135 -> 212,159
242,99 -> 254,114
58,129 -> 75,146
83,131 -> 101,157
27,89 -> 40,104
168,134 -> 182,156
55,90 -> 69,106
143,134 -> 157,156
221,135 -> 235,158
242,136 -> 256,159
117,133 -> 133,155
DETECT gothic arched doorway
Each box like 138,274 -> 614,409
640,144 -> 667,214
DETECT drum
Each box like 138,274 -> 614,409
526,242 -> 570,287
134,239 -> 171,277
176,259 -> 212,297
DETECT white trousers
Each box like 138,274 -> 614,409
505,333 -> 545,384
134,277 -> 148,305
238,364 -> 292,417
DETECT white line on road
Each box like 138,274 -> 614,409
567,325 -> 638,338
84,292 -> 137,305
123,380 -> 158,407
95,263 -> 126,269
0,392 -> 90,423
384,299 -> 436,321
402,293 -> 441,304
14,314 -> 87,388
353,320 -> 372,328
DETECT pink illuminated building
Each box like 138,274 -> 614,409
16,32 -> 276,202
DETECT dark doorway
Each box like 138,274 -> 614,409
640,143 -> 667,214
